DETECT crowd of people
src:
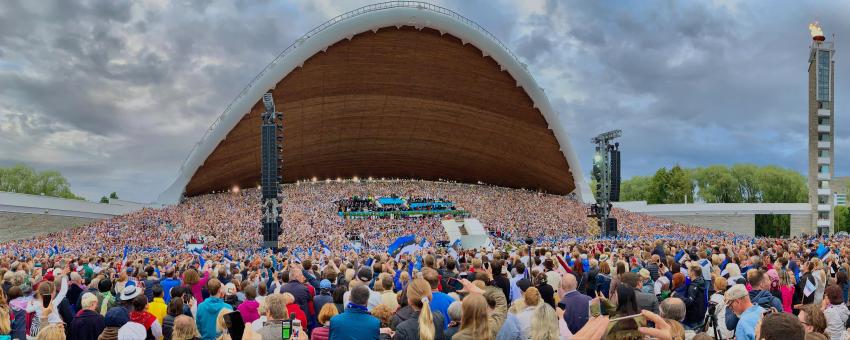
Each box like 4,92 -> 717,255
0,179 -> 843,339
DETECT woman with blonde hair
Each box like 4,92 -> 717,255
311,303 -> 338,340
452,294 -> 492,340
529,303 -> 570,340
393,278 -> 444,340
515,287 -> 542,334
171,315 -> 201,340
35,324 -> 65,340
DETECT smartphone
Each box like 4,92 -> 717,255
292,318 -> 302,338
42,294 -> 52,308
223,311 -> 244,340
280,319 -> 292,339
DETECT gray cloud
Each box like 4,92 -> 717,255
0,0 -> 848,202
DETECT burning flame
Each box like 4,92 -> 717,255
809,21 -> 824,37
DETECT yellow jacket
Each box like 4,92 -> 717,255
147,297 -> 168,325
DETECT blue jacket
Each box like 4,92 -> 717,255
430,291 -> 454,329
196,297 -> 232,340
330,308 -> 380,340
561,290 -> 593,334
160,278 -> 182,303
725,289 -> 782,330
496,313 -> 524,340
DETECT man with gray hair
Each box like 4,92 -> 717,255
660,297 -> 686,322
445,301 -> 462,338
559,272 -> 592,334
69,292 -> 105,340
256,293 -> 291,339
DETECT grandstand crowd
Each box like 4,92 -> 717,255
0,180 -> 844,339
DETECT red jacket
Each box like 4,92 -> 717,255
286,303 -> 308,331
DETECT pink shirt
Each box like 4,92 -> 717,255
188,271 -> 210,304
237,299 -> 261,323
780,285 -> 795,313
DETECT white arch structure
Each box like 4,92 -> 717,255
157,1 -> 592,204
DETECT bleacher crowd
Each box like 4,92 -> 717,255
0,180 -> 842,339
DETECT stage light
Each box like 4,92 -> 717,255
312,177 -> 318,183
353,176 -> 359,181
232,186 -> 240,193
368,176 -> 373,181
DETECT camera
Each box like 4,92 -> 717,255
524,237 -> 534,246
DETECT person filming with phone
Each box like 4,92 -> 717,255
252,294 -> 308,340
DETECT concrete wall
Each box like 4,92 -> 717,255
0,211 -> 97,242
0,191 -> 148,242
615,201 -> 813,236
657,214 -> 756,235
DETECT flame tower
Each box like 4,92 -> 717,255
808,22 -> 835,235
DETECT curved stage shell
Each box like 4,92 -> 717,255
158,2 -> 592,204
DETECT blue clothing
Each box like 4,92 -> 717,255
561,290 -> 593,334
735,305 -> 765,340
430,291 -> 454,329
160,278 -> 181,303
509,273 -> 527,302
195,297 -> 233,340
496,313 -> 524,340
725,290 -> 781,331
330,308 -> 380,340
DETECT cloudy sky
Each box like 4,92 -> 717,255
1,0 -> 848,202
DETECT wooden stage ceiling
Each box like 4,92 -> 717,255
184,26 -> 575,196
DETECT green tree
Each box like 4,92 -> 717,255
109,192 -> 119,199
835,206 -> 850,233
0,164 -> 84,200
731,164 -> 759,203
692,165 -> 742,203
757,166 -> 807,203
647,168 -> 670,204
621,175 -> 652,201
100,196 -> 109,203
666,165 -> 693,203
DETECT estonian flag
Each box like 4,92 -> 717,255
320,240 -> 332,257
804,276 -> 816,297
387,235 -> 418,259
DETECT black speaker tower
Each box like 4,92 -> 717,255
589,130 -> 621,238
610,148 -> 620,202
260,92 -> 283,249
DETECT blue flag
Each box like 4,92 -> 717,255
817,243 -> 828,258
387,235 -> 417,258
319,240 -> 332,257
674,249 -> 685,263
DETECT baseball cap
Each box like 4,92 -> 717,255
320,279 -> 332,290
356,267 -> 372,282
724,284 -> 748,304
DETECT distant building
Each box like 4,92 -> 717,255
832,177 -> 848,207
808,23 -> 836,235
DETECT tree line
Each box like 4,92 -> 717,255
619,164 -> 807,204
0,164 -> 85,200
